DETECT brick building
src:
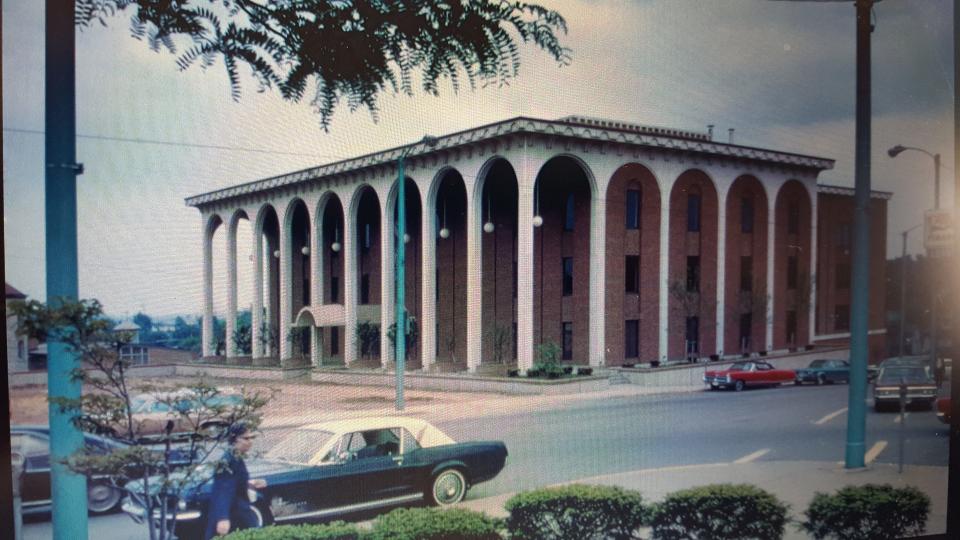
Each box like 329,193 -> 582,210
187,116 -> 888,372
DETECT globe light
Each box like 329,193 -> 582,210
331,242 -> 341,252
300,246 -> 310,255
532,215 -> 543,227
403,233 -> 411,244
439,228 -> 450,239
483,222 -> 495,233
272,250 -> 280,258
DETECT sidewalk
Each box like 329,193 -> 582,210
457,460 -> 949,539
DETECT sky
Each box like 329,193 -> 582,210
2,0 -> 954,319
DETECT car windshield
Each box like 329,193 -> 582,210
877,367 -> 931,385
808,360 -> 827,368
728,362 -> 750,371
266,428 -> 335,464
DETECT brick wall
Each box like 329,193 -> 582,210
773,180 -> 813,350
723,175 -> 769,356
435,174 -> 469,365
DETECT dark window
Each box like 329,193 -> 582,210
740,256 -> 753,292
562,322 -> 573,360
739,313 -> 752,351
330,327 -> 340,355
330,276 -> 340,303
741,197 -> 754,233
835,305 -> 850,331
626,189 -> 640,229
562,257 -> 574,296
836,262 -> 850,290
786,310 -> 797,345
361,274 -> 370,304
787,256 -> 798,290
788,202 -> 800,234
363,223 -> 371,250
685,316 -> 699,354
686,256 -> 700,292
564,194 -> 575,231
625,320 -> 639,358
836,223 -> 851,250
687,194 -> 701,232
625,256 -> 640,293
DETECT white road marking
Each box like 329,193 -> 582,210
813,407 -> 848,425
734,448 -> 771,464
893,412 -> 910,424
865,441 -> 888,464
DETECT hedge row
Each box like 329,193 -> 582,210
224,483 -> 930,540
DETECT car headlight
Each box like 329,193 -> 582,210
178,500 -> 187,511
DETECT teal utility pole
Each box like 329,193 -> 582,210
46,1 -> 88,537
395,153 -> 408,411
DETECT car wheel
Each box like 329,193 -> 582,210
87,481 -> 121,514
734,380 -> 745,392
794,380 -> 802,386
816,373 -> 826,386
428,468 -> 467,506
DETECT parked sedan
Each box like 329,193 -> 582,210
794,359 -> 850,385
119,388 -> 244,441
703,361 -> 796,391
872,366 -> 938,412
122,416 -> 508,539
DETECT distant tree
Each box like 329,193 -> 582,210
133,312 -> 153,334
75,0 -> 570,129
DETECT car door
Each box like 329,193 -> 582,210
338,429 -> 405,503
12,432 -> 52,509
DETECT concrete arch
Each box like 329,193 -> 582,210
383,175 -> 425,367
431,170 -> 469,367
294,307 -> 316,327
204,213 -> 225,239
533,152 -> 600,202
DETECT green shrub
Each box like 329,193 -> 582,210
366,507 -> 503,540
649,484 -> 789,540
505,484 -> 647,540
801,484 -> 930,540
222,521 -> 362,540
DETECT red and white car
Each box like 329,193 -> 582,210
703,361 -> 796,392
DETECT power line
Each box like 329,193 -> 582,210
3,127 -> 341,160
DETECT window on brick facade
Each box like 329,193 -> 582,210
740,256 -> 753,291
686,256 -> 700,292
626,189 -> 640,230
837,222 -> 851,250
685,316 -> 699,355
625,256 -> 640,293
739,313 -> 752,351
564,194 -> 575,231
562,322 -> 573,360
363,223 -> 371,251
562,257 -> 574,296
787,256 -> 798,290
330,276 -> 340,303
741,197 -> 754,233
330,327 -> 339,355
788,202 -> 800,234
625,319 -> 639,358
786,310 -> 797,345
836,262 -> 850,290
687,194 -> 701,232
361,274 -> 370,304
835,305 -> 850,331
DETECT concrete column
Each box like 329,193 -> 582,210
311,206 -> 324,366
466,185 -> 483,372
226,218 -> 238,359
808,188 -> 819,343
658,195 -> 671,361
202,219 -> 214,358
252,216 -> 264,359
766,201 -> 776,351
279,207 -> 292,362
517,183 -> 535,373
381,194 -> 396,369
589,196 -> 607,366
343,192 -> 358,366
421,182 -> 437,371
716,194 -> 727,357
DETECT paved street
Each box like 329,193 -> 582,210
23,383 -> 949,539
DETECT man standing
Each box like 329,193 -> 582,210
205,423 -> 266,538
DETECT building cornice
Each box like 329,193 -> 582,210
817,183 -> 893,200
186,116 -> 836,209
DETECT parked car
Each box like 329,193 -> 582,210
872,365 -> 938,412
11,425 -> 196,516
116,388 -> 244,441
936,397 -> 952,424
703,361 -> 796,391
121,416 -> 508,539
794,359 -> 850,385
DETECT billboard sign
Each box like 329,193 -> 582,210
924,209 -> 954,257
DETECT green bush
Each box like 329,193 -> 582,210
366,507 -> 503,540
649,484 -> 789,540
505,484 -> 647,540
222,521 -> 362,540
801,484 -> 930,540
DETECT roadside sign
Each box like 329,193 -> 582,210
924,209 -> 954,257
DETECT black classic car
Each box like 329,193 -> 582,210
794,359 -> 850,385
872,365 -> 938,412
122,416 -> 508,539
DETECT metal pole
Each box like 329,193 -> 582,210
46,0 -> 89,535
396,154 -> 407,411
900,231 -> 908,358
934,153 -> 941,210
844,0 -> 873,470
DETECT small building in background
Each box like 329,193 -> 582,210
5,283 -> 30,373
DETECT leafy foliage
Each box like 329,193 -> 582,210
223,521 -> 362,540
504,484 -> 647,540
387,314 -> 418,359
356,320 -> 380,359
529,341 -> 562,378
800,484 -> 930,540
75,0 -> 571,130
367,507 -> 503,540
649,483 -> 789,540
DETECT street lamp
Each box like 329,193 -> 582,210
887,145 -> 941,209
898,224 -> 922,358
396,134 -> 439,411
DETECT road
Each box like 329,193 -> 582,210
23,383 -> 949,539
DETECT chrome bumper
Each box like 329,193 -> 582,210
122,500 -> 201,524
